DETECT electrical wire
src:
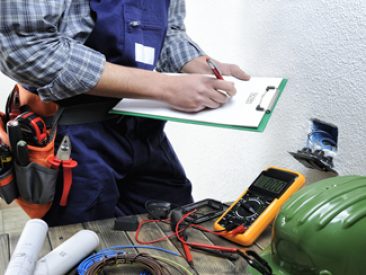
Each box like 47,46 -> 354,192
85,252 -> 172,275
135,210 -> 273,274
190,223 -> 227,235
77,245 -> 182,275
107,245 -> 180,256
307,130 -> 337,151
135,215 -> 224,246
175,210 -> 238,254
135,218 -> 187,245
135,210 -> 238,256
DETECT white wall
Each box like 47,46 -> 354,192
1,0 -> 365,203
0,73 -> 15,110
165,0 -> 366,201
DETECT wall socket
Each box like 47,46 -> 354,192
289,119 -> 338,173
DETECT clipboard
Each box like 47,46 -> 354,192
110,76 -> 287,132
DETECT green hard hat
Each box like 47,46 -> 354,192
248,176 -> 366,275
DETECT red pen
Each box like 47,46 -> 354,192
206,57 -> 231,98
206,57 -> 224,80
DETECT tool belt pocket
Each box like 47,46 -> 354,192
0,169 -> 18,204
14,161 -> 58,204
15,136 -> 60,219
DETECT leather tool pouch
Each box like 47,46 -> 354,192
0,84 -> 60,218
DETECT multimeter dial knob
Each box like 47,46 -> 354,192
236,197 -> 262,218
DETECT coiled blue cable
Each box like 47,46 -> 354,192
77,245 -> 180,275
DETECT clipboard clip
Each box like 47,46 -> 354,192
256,86 -> 278,114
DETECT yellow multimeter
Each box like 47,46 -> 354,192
214,167 -> 305,246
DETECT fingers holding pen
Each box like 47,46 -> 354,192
163,74 -> 236,112
200,79 -> 236,110
211,78 -> 237,98
205,58 -> 237,99
203,97 -> 222,109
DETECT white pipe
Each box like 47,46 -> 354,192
34,229 -> 99,275
5,219 -> 48,275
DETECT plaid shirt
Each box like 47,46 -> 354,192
0,0 -> 204,101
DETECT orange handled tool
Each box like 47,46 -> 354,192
48,135 -> 77,206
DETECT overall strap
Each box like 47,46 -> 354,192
86,0 -> 170,69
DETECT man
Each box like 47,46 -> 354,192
0,0 -> 249,225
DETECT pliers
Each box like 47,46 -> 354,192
48,135 -> 77,206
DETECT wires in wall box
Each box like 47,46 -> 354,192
289,118 -> 338,174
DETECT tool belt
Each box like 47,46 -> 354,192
0,84 -> 60,218
0,84 -> 117,218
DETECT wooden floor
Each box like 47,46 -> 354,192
0,198 -> 273,274
0,199 -> 29,234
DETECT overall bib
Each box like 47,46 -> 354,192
43,0 -> 193,226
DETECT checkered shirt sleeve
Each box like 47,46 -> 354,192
156,0 -> 206,73
0,0 -> 105,101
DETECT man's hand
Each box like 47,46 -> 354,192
162,55 -> 249,112
213,59 -> 251,81
160,73 -> 236,113
181,55 -> 250,80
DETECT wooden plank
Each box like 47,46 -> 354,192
0,209 -> 4,234
197,220 -> 254,274
1,207 -> 29,233
0,233 -> 9,274
47,223 -> 85,248
175,226 -> 239,274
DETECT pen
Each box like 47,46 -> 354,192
206,57 -> 231,98
206,57 -> 224,80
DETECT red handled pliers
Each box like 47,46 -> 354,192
48,135 -> 77,206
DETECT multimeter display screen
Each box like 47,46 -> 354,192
253,175 -> 288,195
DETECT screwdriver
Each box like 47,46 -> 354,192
16,140 -> 30,166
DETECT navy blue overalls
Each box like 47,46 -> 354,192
43,0 -> 193,226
